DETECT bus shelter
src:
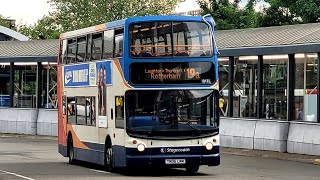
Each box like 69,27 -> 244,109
0,39 -> 58,108
217,23 -> 320,123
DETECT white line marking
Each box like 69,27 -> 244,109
90,169 -> 110,174
0,170 -> 36,180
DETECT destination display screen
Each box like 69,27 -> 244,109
130,62 -> 215,85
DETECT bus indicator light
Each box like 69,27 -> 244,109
132,140 -> 137,144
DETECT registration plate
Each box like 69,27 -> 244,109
165,159 -> 186,164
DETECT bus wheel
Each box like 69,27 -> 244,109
68,136 -> 75,164
186,165 -> 199,174
104,142 -> 113,172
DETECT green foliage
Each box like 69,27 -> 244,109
17,0 -> 179,39
258,4 -> 294,27
0,14 -> 14,29
0,19 -> 10,28
199,0 -> 319,30
199,0 -> 261,30
261,0 -> 319,25
49,0 -> 179,31
18,16 -> 61,40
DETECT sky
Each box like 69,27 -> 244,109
0,0 -> 52,25
0,0 -> 267,26
175,0 -> 268,13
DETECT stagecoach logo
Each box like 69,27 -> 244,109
160,147 -> 190,154
65,70 -> 72,84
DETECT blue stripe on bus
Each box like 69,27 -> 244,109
82,141 -> 104,152
58,144 -> 67,157
72,144 -> 126,167
126,146 -> 219,156
74,147 -> 104,165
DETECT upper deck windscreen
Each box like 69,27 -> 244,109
130,21 -> 213,58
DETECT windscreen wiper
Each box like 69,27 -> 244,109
185,122 -> 201,135
178,115 -> 201,135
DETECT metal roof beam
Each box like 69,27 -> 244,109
218,43 -> 320,57
0,56 -> 57,63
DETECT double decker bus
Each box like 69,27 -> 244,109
57,15 -> 220,173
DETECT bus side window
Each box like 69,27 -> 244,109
91,33 -> 103,60
103,30 -> 114,59
86,34 -> 92,61
76,96 -> 87,125
61,39 -> 67,64
90,97 -> 96,126
67,39 -> 76,64
114,29 -> 123,57
62,95 -> 66,115
76,36 -> 87,62
115,96 -> 124,128
67,97 -> 76,124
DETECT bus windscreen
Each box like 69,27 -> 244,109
130,21 -> 213,58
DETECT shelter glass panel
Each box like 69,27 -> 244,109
263,55 -> 288,120
218,58 -> 229,117
295,53 -> 318,122
233,56 -> 257,118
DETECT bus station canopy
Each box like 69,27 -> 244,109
217,22 -> 320,56
0,39 -> 58,63
0,22 -> 319,62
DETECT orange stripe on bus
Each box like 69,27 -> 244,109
67,124 -> 90,150
95,24 -> 105,31
212,81 -> 219,89
113,59 -> 132,89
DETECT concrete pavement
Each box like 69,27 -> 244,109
0,134 -> 320,180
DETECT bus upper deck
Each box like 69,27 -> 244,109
59,15 -> 218,88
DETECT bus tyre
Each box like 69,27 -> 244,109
186,165 -> 199,174
68,137 -> 75,164
104,142 -> 113,172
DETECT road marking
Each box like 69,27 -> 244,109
90,169 -> 110,174
0,170 -> 36,180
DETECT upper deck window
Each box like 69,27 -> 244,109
130,21 -> 212,58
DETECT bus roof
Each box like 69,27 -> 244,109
60,15 -> 207,39
125,15 -> 205,24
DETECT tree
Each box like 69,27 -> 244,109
49,0 -> 179,31
263,0 -> 320,23
0,14 -> 14,29
258,3 -> 294,27
198,0 -> 261,30
291,0 -> 320,23
18,16 -> 60,40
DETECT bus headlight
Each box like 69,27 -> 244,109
137,144 -> 145,152
205,142 -> 213,150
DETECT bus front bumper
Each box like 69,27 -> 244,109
126,153 -> 220,168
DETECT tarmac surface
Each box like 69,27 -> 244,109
0,134 -> 320,180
